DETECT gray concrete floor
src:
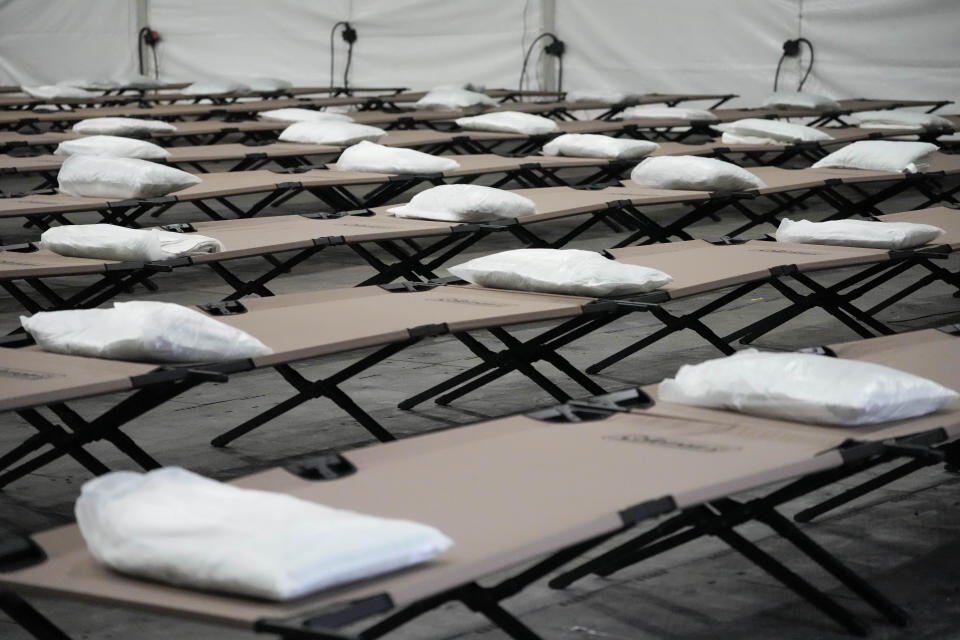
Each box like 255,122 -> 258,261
1,158 -> 959,639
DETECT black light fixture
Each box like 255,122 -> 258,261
774,37 -> 815,91
519,32 -> 565,97
329,21 -> 358,95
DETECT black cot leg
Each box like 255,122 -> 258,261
0,589 -> 73,640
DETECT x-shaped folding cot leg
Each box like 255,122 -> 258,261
0,371 -> 220,489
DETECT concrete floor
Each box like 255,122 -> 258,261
0,156 -> 959,639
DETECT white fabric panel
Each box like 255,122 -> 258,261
555,0 -> 960,107
149,0 -> 541,89
556,0 -> 797,107
0,0 -> 139,86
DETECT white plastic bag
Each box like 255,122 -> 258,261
57,156 -> 201,199
449,248 -> 672,297
278,121 -> 386,145
775,218 -> 944,250
414,87 -> 497,110
243,77 -> 293,92
455,111 -> 559,135
182,80 -> 250,96
23,85 -> 100,99
72,117 -> 177,136
388,184 -> 535,222
620,106 -> 716,121
22,301 -> 272,363
718,118 -> 833,144
542,134 -> 659,160
762,91 -> 841,111
41,224 -> 224,262
630,156 -> 766,191
811,140 -> 938,173
659,349 -> 958,426
566,89 -> 634,104
76,467 -> 452,600
258,108 -> 354,123
851,110 -> 955,132
336,140 -> 460,174
54,135 -> 170,160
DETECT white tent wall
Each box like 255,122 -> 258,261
555,0 -> 960,108
148,0 -> 544,90
0,0 -> 140,86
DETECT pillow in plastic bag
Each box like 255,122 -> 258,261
55,135 -> 170,160
811,140 -> 938,173
22,301 -> 273,363
72,117 -> 177,136
278,121 -> 386,145
259,108 -> 354,123
620,106 -> 716,121
448,248 -> 672,297
851,110 -> 955,132
762,91 -> 841,111
630,155 -> 766,191
76,467 -> 452,600
659,349 -> 958,426
542,134 -> 659,160
775,218 -> 944,250
336,140 -> 460,174
182,80 -> 250,96
57,155 -> 201,199
388,184 -> 535,222
414,87 -> 497,110
455,111 -> 559,135
719,118 -> 833,144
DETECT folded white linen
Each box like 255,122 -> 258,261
75,467 -> 452,600
449,248 -> 672,297
542,134 -> 659,160
57,156 -> 201,199
388,184 -> 535,222
22,301 -> 272,363
41,224 -> 224,262
659,349 -> 958,426
336,140 -> 460,174
54,135 -> 170,160
775,218 -> 944,250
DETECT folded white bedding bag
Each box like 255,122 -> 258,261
57,156 -> 201,199
244,77 -> 293,92
630,156 -> 766,191
258,108 -> 354,123
76,467 -> 452,600
659,349 -> 958,426
448,248 -> 672,297
21,300 -> 272,362
72,117 -> 177,136
762,91 -> 841,111
336,140 -> 460,174
851,110 -> 955,132
775,218 -> 944,250
388,184 -> 535,222
414,87 -> 497,110
455,111 -> 559,135
719,118 -> 833,144
542,134 -> 659,160
55,135 -> 170,160
278,121 -> 386,146
811,140 -> 938,173
23,85 -> 100,99
41,224 -> 224,262
182,80 -> 250,96
620,106 -> 716,121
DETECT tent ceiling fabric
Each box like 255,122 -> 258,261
0,0 -> 956,106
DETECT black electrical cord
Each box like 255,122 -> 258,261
519,32 -> 564,97
329,21 -> 356,93
137,27 -> 150,75
151,45 -> 159,80
773,37 -> 815,91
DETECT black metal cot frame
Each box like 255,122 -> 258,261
0,388 -> 936,640
399,242 -> 956,408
